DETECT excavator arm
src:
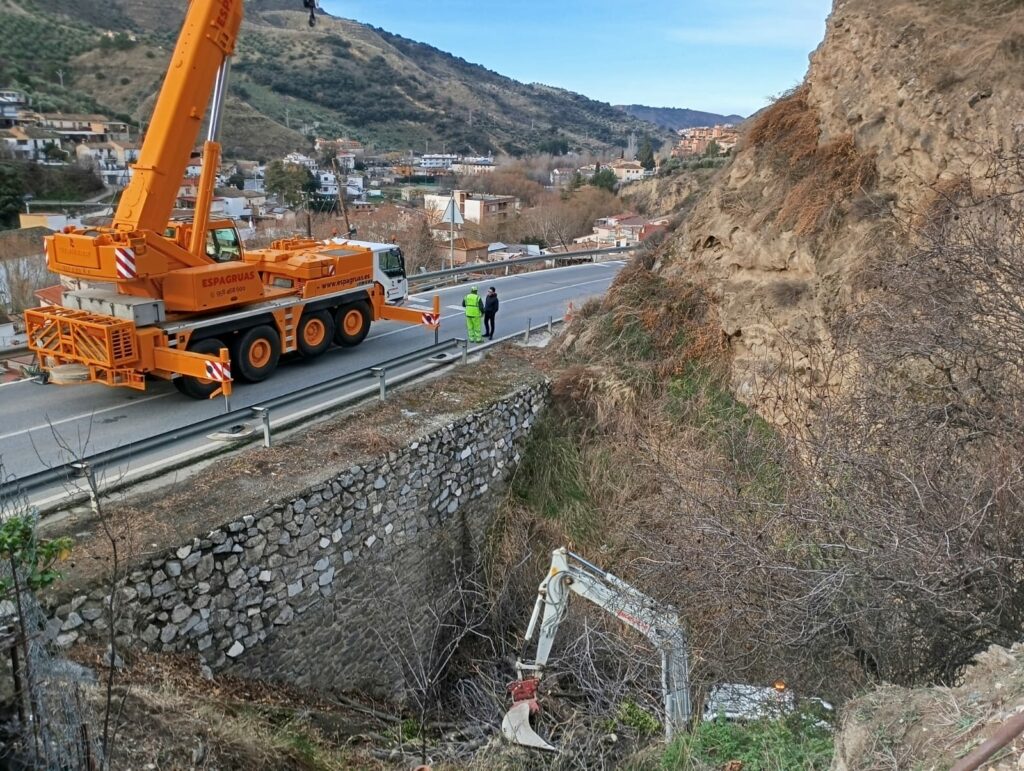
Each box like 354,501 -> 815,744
502,548 -> 691,751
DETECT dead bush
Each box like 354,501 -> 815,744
768,280 -> 810,309
745,85 -> 820,174
776,135 -> 878,237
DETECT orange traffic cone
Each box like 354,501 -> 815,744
565,301 -> 576,323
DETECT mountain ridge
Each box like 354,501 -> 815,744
617,104 -> 746,131
1,0 -> 675,159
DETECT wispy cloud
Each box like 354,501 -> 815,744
667,0 -> 829,49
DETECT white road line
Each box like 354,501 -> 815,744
4,264 -> 625,436
0,391 -> 174,442
371,276 -> 613,340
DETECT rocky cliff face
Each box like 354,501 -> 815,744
657,0 -> 1024,411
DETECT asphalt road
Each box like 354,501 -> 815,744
0,261 -> 624,485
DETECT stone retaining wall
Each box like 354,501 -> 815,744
47,381 -> 547,696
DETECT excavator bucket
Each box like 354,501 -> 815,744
501,702 -> 555,751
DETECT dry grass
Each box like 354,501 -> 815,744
777,135 -> 878,237
743,86 -> 878,239
69,649 -> 385,770
745,85 -> 820,173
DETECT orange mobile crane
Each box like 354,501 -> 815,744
24,0 -> 440,399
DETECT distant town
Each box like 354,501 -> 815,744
0,84 -> 736,352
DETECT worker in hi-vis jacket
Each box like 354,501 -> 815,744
463,286 -> 485,343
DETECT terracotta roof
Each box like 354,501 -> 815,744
449,237 -> 489,250
35,285 -> 63,305
41,113 -> 111,123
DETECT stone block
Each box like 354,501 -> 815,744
226,568 -> 247,590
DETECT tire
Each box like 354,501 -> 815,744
297,309 -> 335,358
174,337 -> 228,400
333,301 -> 371,348
233,325 -> 281,383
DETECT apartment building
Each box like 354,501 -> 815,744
424,189 -> 519,226
420,153 -> 459,170
0,89 -> 27,128
673,124 -> 740,157
40,113 -> 129,143
0,126 -> 63,161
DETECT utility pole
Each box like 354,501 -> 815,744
285,107 -> 290,129
449,190 -> 455,271
332,158 -> 353,237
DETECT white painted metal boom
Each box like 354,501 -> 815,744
507,547 -> 691,747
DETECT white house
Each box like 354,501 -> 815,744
335,152 -> 356,171
318,170 -> 338,196
0,127 -> 63,162
420,153 -> 458,170
284,152 -> 318,173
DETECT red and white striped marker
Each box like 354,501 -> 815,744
326,263 -> 336,276
114,247 -> 138,280
204,361 -> 231,382
421,312 -> 439,327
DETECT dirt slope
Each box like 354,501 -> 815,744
656,0 -> 1024,410
832,644 -> 1024,770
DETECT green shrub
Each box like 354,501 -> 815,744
617,700 -> 662,738
662,711 -> 833,771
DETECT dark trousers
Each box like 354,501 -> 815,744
484,311 -> 496,338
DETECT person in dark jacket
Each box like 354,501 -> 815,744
483,286 -> 499,340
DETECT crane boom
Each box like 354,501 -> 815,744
114,0 -> 244,233
502,548 -> 691,751
24,0 -> 441,400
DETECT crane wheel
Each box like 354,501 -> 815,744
334,302 -> 371,348
297,309 -> 335,358
174,337 -> 228,400
233,325 -> 281,383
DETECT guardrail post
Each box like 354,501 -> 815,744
524,318 -> 531,344
251,406 -> 272,448
548,316 -> 553,334
458,339 -> 469,365
371,367 -> 386,400
70,461 -> 99,517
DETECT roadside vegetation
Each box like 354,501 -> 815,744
473,144 -> 1024,768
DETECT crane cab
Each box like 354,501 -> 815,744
164,218 -> 243,263
326,238 -> 409,304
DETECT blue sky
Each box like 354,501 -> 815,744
321,0 -> 833,117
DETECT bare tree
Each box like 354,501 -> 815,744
361,558 -> 492,766
39,422 -> 135,770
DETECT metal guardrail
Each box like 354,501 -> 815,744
0,345 -> 30,359
11,312 -> 569,506
411,245 -> 634,283
11,339 -> 459,500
